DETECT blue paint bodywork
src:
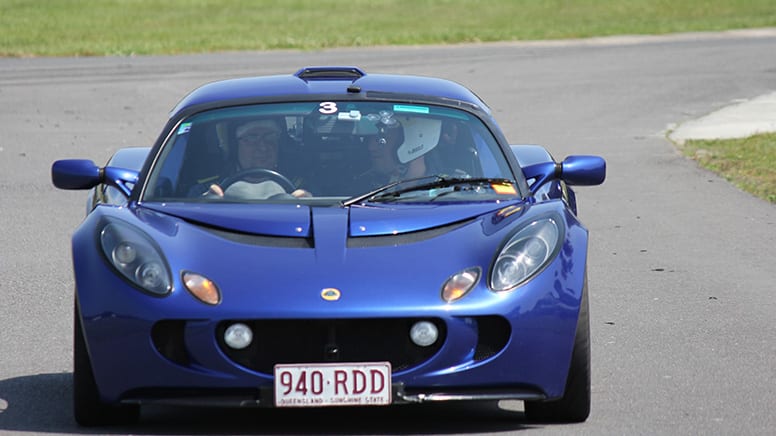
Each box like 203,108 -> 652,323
53,66 -> 605,423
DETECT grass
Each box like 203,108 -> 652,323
2,0 -> 775,202
679,134 -> 776,203
1,0 -> 776,57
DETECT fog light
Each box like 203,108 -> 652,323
409,321 -> 438,347
224,323 -> 253,349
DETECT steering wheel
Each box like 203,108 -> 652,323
219,168 -> 296,193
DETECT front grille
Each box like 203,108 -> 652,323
216,318 -> 446,374
151,316 -> 510,373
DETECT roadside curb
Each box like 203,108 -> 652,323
669,91 -> 776,144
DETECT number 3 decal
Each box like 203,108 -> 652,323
319,102 -> 338,114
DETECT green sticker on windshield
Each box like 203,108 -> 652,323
393,104 -> 429,114
177,122 -> 192,135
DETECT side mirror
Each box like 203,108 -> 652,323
51,159 -> 101,190
559,155 -> 606,186
52,159 -> 139,197
522,155 -> 606,195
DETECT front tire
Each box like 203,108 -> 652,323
73,298 -> 139,426
524,279 -> 591,423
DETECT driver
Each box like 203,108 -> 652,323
205,119 -> 310,198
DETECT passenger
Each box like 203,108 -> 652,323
354,117 -> 437,189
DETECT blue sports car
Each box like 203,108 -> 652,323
52,66 -> 605,426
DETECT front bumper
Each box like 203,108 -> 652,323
77,281 -> 580,407
72,207 -> 588,408
118,383 -> 547,408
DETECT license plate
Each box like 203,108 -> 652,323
274,362 -> 392,407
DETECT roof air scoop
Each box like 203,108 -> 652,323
294,66 -> 366,81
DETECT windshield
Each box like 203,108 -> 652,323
143,101 -> 517,204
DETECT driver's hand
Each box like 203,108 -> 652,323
206,184 -> 225,197
291,189 -> 312,198
206,184 -> 309,198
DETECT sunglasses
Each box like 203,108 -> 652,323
238,131 -> 280,146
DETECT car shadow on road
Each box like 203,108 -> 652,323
0,373 -> 558,434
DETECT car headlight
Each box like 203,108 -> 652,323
99,220 -> 172,295
490,215 -> 563,292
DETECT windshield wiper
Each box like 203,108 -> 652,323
341,175 -> 443,207
342,176 -> 514,206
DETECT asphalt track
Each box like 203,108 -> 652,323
1,29 -> 775,435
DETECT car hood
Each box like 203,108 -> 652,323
111,199 -> 541,316
139,201 -> 518,237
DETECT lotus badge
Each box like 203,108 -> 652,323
321,288 -> 341,301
